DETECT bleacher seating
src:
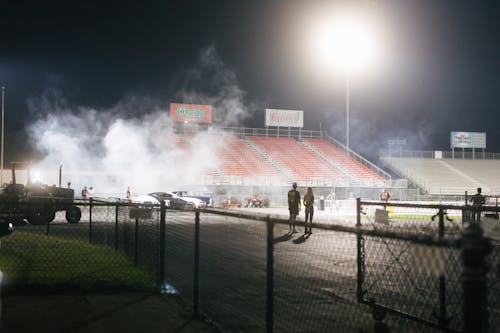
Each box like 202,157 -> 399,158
382,157 -> 500,195
214,135 -> 279,178
166,131 -> 388,185
248,136 -> 345,182
304,138 -> 384,181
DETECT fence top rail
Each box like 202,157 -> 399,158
201,208 -> 461,247
360,199 -> 500,211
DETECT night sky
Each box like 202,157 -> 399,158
1,0 -> 499,162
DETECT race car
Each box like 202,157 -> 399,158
132,192 -> 205,210
172,190 -> 211,207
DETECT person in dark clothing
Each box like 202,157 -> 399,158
81,186 -> 88,199
469,187 -> 486,222
287,182 -> 301,233
303,187 -> 315,234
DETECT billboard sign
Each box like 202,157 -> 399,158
265,109 -> 303,128
450,131 -> 486,149
170,103 -> 212,123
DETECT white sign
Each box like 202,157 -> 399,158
265,109 -> 303,128
450,132 -> 486,149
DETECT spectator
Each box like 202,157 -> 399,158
469,187 -> 486,222
287,182 -> 301,233
87,186 -> 94,199
380,189 -> 390,209
81,186 -> 88,199
303,187 -> 315,234
326,190 -> 338,212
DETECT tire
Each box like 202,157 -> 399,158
24,190 -> 55,225
66,206 -> 82,223
26,207 -> 55,225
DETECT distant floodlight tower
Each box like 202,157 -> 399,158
311,9 -> 382,150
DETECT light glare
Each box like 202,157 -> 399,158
310,10 -> 383,75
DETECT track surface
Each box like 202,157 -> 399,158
16,206 -> 498,332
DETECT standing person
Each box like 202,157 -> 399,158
126,186 -> 131,201
81,186 -> 88,199
469,187 -> 486,222
87,186 -> 94,199
380,189 -> 390,209
287,182 -> 301,233
326,190 -> 338,212
303,187 -> 315,234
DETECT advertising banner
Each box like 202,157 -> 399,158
450,132 -> 486,149
170,103 -> 212,123
265,109 -> 304,127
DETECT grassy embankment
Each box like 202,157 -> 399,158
0,231 -> 155,292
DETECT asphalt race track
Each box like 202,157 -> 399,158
15,206 -> 499,332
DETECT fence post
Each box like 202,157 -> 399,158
462,222 -> 489,332
266,217 -> 274,333
89,198 -> 93,243
356,232 -> 365,303
45,218 -> 50,236
356,198 -> 365,303
193,210 -> 200,317
158,200 -> 166,290
437,207 -> 448,328
356,198 -> 361,227
115,204 -> 119,251
134,218 -> 139,266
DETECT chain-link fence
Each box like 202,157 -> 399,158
0,200 -> 161,292
0,199 -> 498,332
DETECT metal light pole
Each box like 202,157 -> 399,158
1,86 -> 4,185
345,75 -> 350,150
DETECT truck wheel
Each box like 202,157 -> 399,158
24,190 -> 55,225
66,206 -> 82,223
26,208 -> 55,225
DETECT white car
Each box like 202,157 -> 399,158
132,192 -> 205,210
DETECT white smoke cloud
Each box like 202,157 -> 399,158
174,45 -> 253,126
26,46 -> 251,197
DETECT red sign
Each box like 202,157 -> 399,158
170,103 -> 212,123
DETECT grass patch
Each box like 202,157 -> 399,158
0,231 -> 155,292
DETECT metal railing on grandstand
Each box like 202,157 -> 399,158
172,123 -> 392,183
1,199 -> 498,332
379,149 -> 500,160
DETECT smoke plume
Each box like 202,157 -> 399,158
26,46 -> 251,197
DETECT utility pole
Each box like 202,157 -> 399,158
1,86 -> 4,186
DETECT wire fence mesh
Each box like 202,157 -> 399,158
0,201 -> 160,292
0,199 -> 498,332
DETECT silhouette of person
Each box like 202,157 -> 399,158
469,187 -> 486,222
303,187 -> 315,234
287,182 -> 301,233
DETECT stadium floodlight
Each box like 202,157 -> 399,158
310,9 -> 383,150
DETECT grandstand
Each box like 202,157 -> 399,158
176,125 -> 390,188
382,151 -> 500,196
